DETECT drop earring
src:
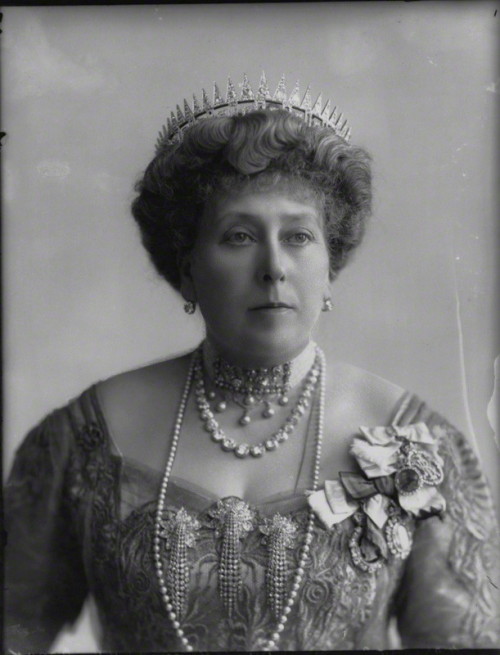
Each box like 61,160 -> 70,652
184,301 -> 196,315
322,298 -> 333,312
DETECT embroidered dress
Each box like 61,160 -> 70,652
4,386 -> 499,652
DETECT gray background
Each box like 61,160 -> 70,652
2,3 -> 498,650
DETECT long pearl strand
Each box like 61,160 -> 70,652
153,356 -> 196,652
153,346 -> 326,652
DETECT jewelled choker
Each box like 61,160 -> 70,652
214,357 -> 291,405
202,340 -> 317,425
153,346 -> 327,651
212,357 -> 291,425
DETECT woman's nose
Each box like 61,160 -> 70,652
258,241 -> 286,283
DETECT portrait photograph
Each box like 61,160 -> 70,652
3,2 -> 499,652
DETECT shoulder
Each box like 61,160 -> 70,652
97,351 -> 193,404
325,358 -> 406,428
318,356 -> 406,473
94,349 -> 195,459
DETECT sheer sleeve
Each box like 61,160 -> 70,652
394,412 -> 500,647
4,408 -> 89,652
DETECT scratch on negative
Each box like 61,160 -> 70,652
487,356 -> 499,448
450,244 -> 478,450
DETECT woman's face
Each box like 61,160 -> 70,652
182,188 -> 331,366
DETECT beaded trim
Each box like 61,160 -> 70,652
153,345 -> 327,651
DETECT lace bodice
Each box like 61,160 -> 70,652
4,385 -> 499,651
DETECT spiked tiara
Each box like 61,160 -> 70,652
155,72 -> 351,154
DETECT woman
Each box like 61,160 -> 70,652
5,74 -> 499,652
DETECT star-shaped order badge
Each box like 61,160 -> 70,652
307,422 -> 446,572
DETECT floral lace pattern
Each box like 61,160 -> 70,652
434,423 -> 500,646
4,387 -> 499,652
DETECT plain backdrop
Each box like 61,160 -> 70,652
2,3 -> 499,651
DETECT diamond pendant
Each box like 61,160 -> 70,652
260,514 -> 297,619
215,400 -> 227,413
208,388 -> 283,426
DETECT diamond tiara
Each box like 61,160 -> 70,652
155,71 -> 351,154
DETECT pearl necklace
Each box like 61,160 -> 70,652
153,345 -> 326,652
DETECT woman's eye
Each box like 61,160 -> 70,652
224,231 -> 254,245
285,232 -> 314,245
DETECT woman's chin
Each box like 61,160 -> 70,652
218,332 -> 310,367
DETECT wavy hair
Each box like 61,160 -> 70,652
131,109 -> 372,291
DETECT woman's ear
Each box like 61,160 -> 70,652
179,252 -> 196,303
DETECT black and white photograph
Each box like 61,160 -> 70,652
3,3 -> 499,652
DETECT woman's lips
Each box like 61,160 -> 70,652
249,302 -> 294,312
